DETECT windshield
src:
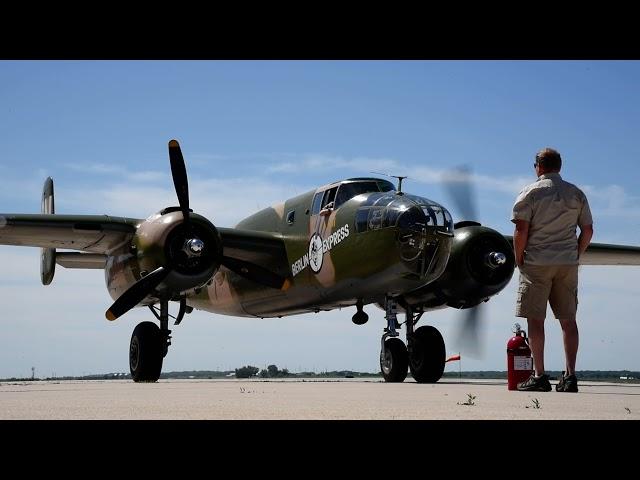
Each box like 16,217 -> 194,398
335,181 -> 382,208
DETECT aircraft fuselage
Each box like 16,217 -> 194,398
186,179 -> 455,317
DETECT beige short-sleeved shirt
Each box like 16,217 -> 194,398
511,172 -> 593,265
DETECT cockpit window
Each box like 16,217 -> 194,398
377,181 -> 395,192
334,181 -> 382,208
313,179 -> 397,217
311,192 -> 324,215
322,187 -> 338,210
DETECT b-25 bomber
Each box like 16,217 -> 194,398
2,140 -> 639,383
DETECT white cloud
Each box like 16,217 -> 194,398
268,154 -> 402,175
411,166 -> 533,196
48,155 -> 640,225
581,184 -> 640,218
57,176 -> 307,228
268,155 -> 534,197
63,162 -> 167,183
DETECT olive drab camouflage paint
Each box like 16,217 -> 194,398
187,178 -> 461,318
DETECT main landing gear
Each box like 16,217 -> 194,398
129,298 -> 189,382
379,297 -> 446,383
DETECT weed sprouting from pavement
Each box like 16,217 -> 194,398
625,407 -> 631,414
525,398 -> 541,409
457,393 -> 476,406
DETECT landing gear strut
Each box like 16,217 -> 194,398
379,298 -> 446,383
129,298 -> 188,382
379,298 -> 407,382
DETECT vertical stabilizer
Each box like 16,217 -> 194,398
40,177 -> 56,285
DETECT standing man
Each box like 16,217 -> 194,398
511,148 -> 593,392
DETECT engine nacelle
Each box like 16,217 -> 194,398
404,223 -> 515,310
106,208 -> 222,302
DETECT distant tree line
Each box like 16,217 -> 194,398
234,364 -> 291,378
260,364 -> 290,378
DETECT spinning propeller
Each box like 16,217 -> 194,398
443,166 -> 486,358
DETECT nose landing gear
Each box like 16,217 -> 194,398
379,297 -> 446,383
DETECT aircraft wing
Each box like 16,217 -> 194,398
503,235 -> 640,266
0,213 -> 140,254
218,227 -> 291,276
578,243 -> 640,265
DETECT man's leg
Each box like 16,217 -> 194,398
516,264 -> 552,377
558,317 -> 578,375
527,317 -> 546,376
550,265 -> 579,375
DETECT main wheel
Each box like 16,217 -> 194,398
130,321 -> 163,382
409,325 -> 445,383
380,337 -> 408,382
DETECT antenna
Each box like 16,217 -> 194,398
370,171 -> 409,194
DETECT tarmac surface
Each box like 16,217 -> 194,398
1,377 -> 639,420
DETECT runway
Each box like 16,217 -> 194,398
1,377 -> 638,420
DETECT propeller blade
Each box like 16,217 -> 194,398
442,166 -> 477,222
221,256 -> 291,291
105,266 -> 171,321
168,139 -> 190,225
455,303 -> 485,359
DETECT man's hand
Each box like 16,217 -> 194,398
513,219 -> 530,267
578,223 -> 594,260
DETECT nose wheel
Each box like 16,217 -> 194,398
409,326 -> 445,383
379,298 -> 446,383
380,337 -> 408,382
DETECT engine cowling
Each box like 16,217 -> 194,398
404,223 -> 515,309
106,208 -> 222,303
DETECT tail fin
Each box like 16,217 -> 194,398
40,177 -> 55,285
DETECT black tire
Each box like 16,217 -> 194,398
409,326 -> 445,383
380,337 -> 408,383
130,321 -> 163,382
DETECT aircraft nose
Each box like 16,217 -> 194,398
396,206 -> 428,261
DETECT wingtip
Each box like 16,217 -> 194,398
169,139 -> 180,148
105,310 -> 117,321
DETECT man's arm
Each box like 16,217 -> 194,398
578,223 -> 594,258
513,219 -> 530,267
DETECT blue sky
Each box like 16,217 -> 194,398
1,60 -> 639,377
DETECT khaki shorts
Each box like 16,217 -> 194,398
516,264 -> 579,320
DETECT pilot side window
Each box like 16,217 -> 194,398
311,192 -> 324,215
286,210 -> 295,225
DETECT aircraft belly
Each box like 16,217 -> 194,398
188,269 -> 252,317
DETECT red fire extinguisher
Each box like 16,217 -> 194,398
507,323 -> 533,390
